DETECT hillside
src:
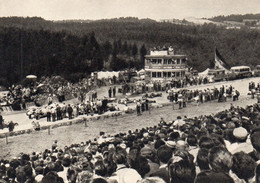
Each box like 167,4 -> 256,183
0,16 -> 260,86
209,13 -> 260,22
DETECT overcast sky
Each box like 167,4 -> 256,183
0,0 -> 259,20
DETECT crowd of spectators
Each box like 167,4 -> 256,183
2,101 -> 260,182
249,82 -> 260,101
0,76 -> 96,111
120,76 -> 209,96
26,97 -> 119,121
167,85 -> 240,109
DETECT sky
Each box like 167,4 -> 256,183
0,0 -> 260,21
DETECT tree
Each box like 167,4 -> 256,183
132,43 -> 138,58
140,44 -> 147,68
110,55 -> 128,71
122,41 -> 129,54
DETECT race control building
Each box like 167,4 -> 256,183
144,47 -> 189,81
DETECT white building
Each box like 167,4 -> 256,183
144,47 -> 189,81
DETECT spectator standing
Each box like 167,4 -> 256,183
108,87 -> 112,98
47,94 -> 53,105
113,86 -> 116,97
51,107 -> 56,122
46,107 -> 51,122
67,104 -> 73,119
136,101 -> 141,116
0,113 -> 3,128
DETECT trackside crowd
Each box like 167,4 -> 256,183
2,102 -> 260,182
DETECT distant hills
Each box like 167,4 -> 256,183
209,13 -> 260,22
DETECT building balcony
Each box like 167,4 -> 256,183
144,64 -> 187,70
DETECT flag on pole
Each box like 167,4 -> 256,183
215,48 -> 230,72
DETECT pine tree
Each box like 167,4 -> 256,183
140,44 -> 147,69
132,43 -> 138,58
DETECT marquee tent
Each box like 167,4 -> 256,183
198,68 -> 210,77
96,71 -> 120,79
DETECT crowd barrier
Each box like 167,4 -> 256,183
0,105 -> 13,112
0,100 -> 171,140
0,111 -> 124,140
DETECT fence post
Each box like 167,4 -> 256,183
85,119 -> 87,127
5,133 -> 8,144
48,126 -> 51,135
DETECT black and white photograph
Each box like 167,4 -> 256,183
0,0 -> 260,182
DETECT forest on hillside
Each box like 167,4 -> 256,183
0,17 -> 260,86
209,13 -> 260,22
0,26 -> 146,86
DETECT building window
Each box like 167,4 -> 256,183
152,72 -> 156,77
176,72 -> 180,77
157,72 -> 162,77
182,58 -> 186,64
163,59 -> 167,64
168,72 -> 171,77
168,59 -> 172,64
146,71 -> 151,77
158,59 -> 162,64
177,59 -> 180,64
163,72 -> 167,77
152,59 -> 157,64
172,72 -> 175,77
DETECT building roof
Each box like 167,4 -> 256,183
230,66 -> 251,70
145,68 -> 186,72
145,55 -> 187,58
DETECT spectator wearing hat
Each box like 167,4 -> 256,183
227,127 -> 253,154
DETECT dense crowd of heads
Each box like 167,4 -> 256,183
1,102 -> 260,182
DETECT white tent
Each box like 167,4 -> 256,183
26,75 -> 37,79
137,69 -> 145,74
198,68 -> 210,77
97,71 -> 120,79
